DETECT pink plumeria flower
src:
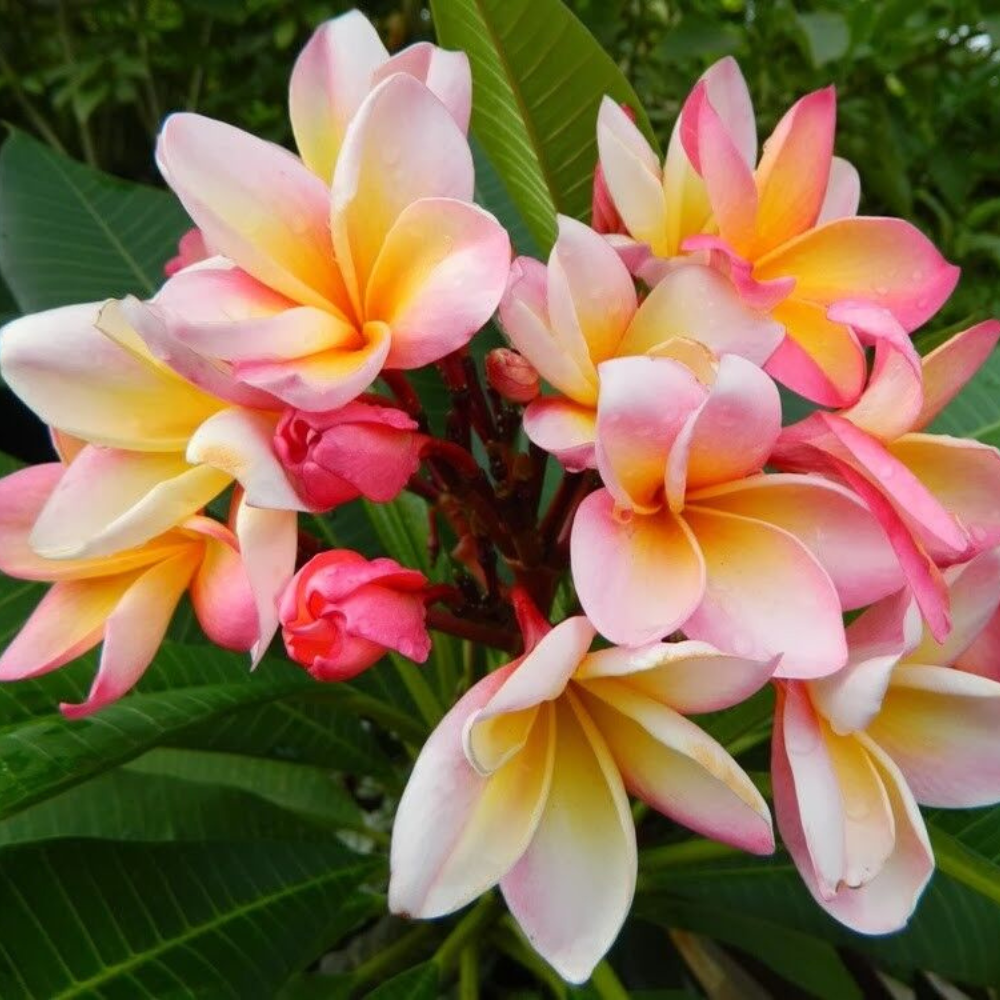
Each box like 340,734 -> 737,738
773,547 -> 1000,933
774,309 -> 1000,640
596,57 -> 958,406
499,215 -> 782,470
122,20 -> 509,414
389,613 -> 776,984
570,354 -> 905,675
164,227 -> 211,277
0,302 -> 298,652
0,462 -> 262,717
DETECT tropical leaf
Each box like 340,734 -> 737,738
0,839 -> 382,998
363,962 -> 440,999
0,130 -> 188,311
430,0 -> 655,251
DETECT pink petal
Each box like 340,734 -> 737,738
754,217 -> 959,332
186,407 -> 304,511
955,607 -> 1000,681
576,639 -> 777,714
331,74 -> 474,312
870,665 -> 1000,807
289,12 -> 389,182
501,693 -> 635,985
916,320 -> 1000,430
60,551 -> 198,718
157,113 -> 349,313
817,157 -> 861,224
576,679 -> 773,853
682,507 -> 847,678
571,490 -> 706,648
366,198 -> 511,369
618,261 -> 784,367
690,474 -> 905,610
522,397 -> 597,471
29,446 -> 231,561
595,356 -> 705,511
374,42 -> 472,134
699,57 -> 757,168
680,235 -> 796,311
753,87 -> 836,255
389,663 -> 552,917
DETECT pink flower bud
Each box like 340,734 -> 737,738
485,348 -> 540,404
164,227 -> 210,277
274,401 -> 424,512
279,550 -> 432,681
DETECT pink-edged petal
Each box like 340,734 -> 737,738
870,665 -> 1000,807
596,97 -> 668,254
289,12 -> 389,182
0,575 -> 133,681
910,547 -> 1000,669
547,215 -> 636,366
157,113 -> 348,314
618,262 -> 784,366
374,42 -> 472,134
817,157 -> 861,224
811,590 -> 921,735
576,639 -> 777,714
234,319 -> 391,411
681,80 -> 758,254
681,234 -> 796,311
186,407 -> 303,511
60,551 -> 199,718
752,87 -> 836,255
389,663 -> 553,917
595,356 -> 705,511
576,679 -> 773,853
699,57 -> 757,168
682,507 -> 847,678
500,257 -> 596,404
331,74 -> 474,311
667,355 -> 780,506
917,320 -> 1000,430
571,490 -> 706,648
754,217 -> 959,332
29,447 -> 231,561
522,397 -> 597,471
690,474 -> 905,610
890,433 -> 1000,555
366,198 -> 510,369
185,518 -> 258,651
0,302 -> 222,450
232,495 -> 298,662
501,692 -> 635,985
956,607 -> 1000,682
764,298 -> 866,407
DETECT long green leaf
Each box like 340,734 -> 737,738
0,839 -> 382,998
363,962 -> 440,1000
0,131 -> 188,311
431,0 -> 654,251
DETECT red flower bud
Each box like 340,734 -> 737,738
485,348 -> 540,404
279,549 -> 431,681
274,401 -> 424,512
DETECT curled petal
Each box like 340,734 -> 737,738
522,397 -> 597,471
374,42 -> 472,134
817,157 -> 861,224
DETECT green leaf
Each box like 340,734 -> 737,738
0,130 -> 188,312
929,805 -> 1000,907
472,136 -> 539,258
0,839 -> 382,998
431,0 -> 655,252
796,11 -> 851,67
363,962 -> 440,1000
929,346 -> 1000,446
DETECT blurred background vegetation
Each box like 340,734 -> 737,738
1,0 -> 998,323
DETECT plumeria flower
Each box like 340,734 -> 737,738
570,353 -> 905,674
0,302 -> 298,653
0,460 -> 262,716
122,26 -> 509,413
499,215 -> 782,470
774,308 -> 1000,639
596,57 -> 957,406
390,610 -> 776,984
773,547 -> 1000,933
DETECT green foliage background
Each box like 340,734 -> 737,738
2,2 -> 1000,998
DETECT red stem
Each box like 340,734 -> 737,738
425,608 -> 521,654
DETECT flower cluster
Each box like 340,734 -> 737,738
2,10 -> 1000,985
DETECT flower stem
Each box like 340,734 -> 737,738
590,961 -> 630,1000
639,838 -> 741,873
349,923 -> 438,993
426,608 -> 521,654
433,894 -> 502,973
458,944 -> 479,1000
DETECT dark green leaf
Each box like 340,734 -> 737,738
363,962 -> 439,1000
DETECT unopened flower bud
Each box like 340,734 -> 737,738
485,348 -> 540,404
274,401 -> 424,512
